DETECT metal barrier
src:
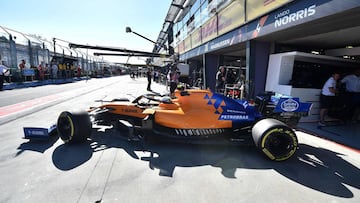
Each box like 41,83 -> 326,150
0,25 -> 105,81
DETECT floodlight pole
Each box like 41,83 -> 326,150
126,26 -> 157,45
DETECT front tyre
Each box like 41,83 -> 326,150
57,110 -> 92,143
252,118 -> 298,161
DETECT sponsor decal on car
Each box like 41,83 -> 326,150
204,92 -> 257,121
280,98 -> 299,112
273,97 -> 310,113
121,108 -> 138,113
23,127 -> 50,139
220,115 -> 249,120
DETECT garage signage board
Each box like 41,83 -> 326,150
180,0 -> 360,61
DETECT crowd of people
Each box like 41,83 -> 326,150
16,59 -> 82,82
0,58 -> 85,89
319,69 -> 360,126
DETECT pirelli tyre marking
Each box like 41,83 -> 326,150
260,127 -> 298,161
65,115 -> 75,142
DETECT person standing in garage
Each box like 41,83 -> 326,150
319,72 -> 341,126
341,69 -> 360,122
216,66 -> 226,93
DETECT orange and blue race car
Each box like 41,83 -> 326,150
26,89 -> 312,161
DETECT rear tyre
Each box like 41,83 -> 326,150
252,118 -> 298,161
57,110 -> 92,143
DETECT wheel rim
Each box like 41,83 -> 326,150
57,114 -> 74,142
262,129 -> 297,161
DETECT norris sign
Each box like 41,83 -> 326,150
274,4 -> 316,28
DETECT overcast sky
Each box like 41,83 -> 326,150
0,0 -> 172,64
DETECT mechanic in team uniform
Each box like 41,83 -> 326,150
319,72 -> 341,126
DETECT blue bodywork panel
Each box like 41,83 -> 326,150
207,92 -> 261,123
23,124 -> 56,139
270,93 -> 312,113
208,91 -> 312,124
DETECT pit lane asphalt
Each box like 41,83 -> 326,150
0,76 -> 359,203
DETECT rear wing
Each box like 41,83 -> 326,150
256,92 -> 312,115
273,97 -> 312,115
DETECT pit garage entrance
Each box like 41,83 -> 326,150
180,0 -> 360,122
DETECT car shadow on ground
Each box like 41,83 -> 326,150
16,135 -> 59,156
270,144 -> 360,198
47,128 -> 360,198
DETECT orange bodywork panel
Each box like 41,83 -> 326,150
154,90 -> 232,129
97,102 -> 147,119
90,89 -> 234,129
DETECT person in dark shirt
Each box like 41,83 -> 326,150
146,68 -> 152,91
216,66 -> 226,92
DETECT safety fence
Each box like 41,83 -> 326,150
0,25 -> 114,83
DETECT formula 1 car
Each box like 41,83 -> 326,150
55,89 -> 312,161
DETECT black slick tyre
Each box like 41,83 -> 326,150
252,118 -> 298,161
57,110 -> 92,143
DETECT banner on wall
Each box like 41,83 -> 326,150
201,16 -> 218,43
191,28 -> 202,48
217,0 -> 245,36
184,36 -> 192,52
181,26 -> 246,60
178,41 -> 185,54
246,0 -> 292,23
